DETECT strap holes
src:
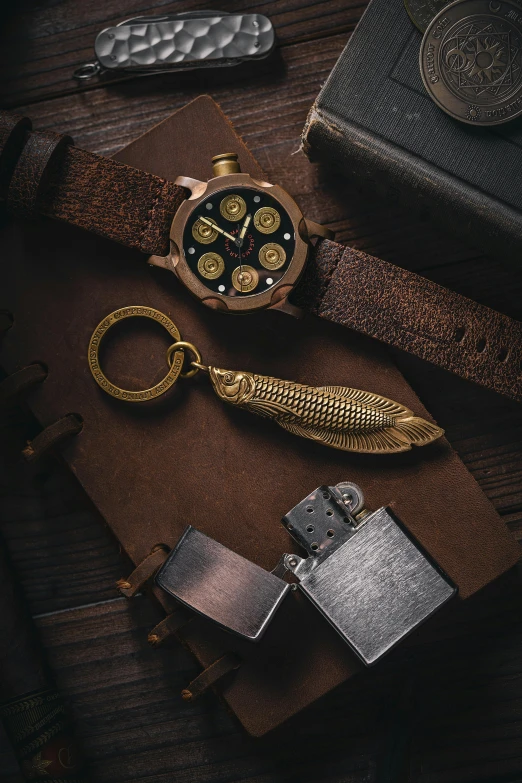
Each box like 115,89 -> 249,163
476,338 -> 487,353
454,327 -> 466,343
306,525 -> 314,533
327,529 -> 335,538
306,506 -> 314,513
326,509 -> 333,516
311,543 -> 319,551
497,347 -> 509,363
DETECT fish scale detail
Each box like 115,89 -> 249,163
208,368 -> 444,454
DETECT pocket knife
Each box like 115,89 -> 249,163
74,11 -> 276,81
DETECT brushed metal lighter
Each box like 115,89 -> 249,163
281,483 -> 456,665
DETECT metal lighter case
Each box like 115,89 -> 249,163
155,482 -> 456,663
280,483 -> 456,665
155,526 -> 289,641
74,11 -> 275,81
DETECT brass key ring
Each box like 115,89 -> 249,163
88,307 -> 186,402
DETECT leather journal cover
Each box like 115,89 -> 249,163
0,96 -> 519,736
302,0 -> 522,265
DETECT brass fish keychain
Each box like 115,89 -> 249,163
88,307 -> 444,454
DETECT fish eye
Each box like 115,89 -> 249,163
224,373 -> 234,384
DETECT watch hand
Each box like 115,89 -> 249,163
238,235 -> 243,292
199,216 -> 236,243
238,214 -> 252,245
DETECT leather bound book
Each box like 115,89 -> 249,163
0,96 -> 519,736
302,0 -> 522,265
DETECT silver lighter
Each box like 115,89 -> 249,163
156,482 -> 456,663
74,11 -> 275,81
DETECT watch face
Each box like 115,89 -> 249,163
182,186 -> 297,297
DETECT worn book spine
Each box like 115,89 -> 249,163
302,103 -> 522,265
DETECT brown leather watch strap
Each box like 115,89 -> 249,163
0,123 -> 186,256
300,240 -> 522,402
39,145 -> 186,256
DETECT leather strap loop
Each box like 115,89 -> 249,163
181,653 -> 242,702
148,609 -> 191,646
0,113 -> 31,199
306,240 -> 522,403
117,546 -> 170,598
22,413 -> 83,461
0,364 -> 47,404
8,130 -> 73,218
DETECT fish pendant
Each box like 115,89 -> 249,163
208,368 -> 443,454
88,307 -> 444,455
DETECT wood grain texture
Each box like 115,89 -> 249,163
1,0 -> 522,779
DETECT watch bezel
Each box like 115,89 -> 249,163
170,173 -> 309,313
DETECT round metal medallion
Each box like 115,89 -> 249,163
254,206 -> 281,234
197,252 -> 225,279
405,0 -> 453,32
192,217 -> 218,244
220,194 -> 247,221
231,265 -> 259,293
259,243 -> 287,270
420,0 -> 522,125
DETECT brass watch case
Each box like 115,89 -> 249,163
150,172 -> 329,315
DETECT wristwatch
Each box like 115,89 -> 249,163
2,111 -> 522,402
148,152 -> 332,316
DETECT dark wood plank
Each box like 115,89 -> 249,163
0,0 -> 366,107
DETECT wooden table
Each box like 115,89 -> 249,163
1,2 -> 521,781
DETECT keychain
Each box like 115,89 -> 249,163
88,307 -> 444,454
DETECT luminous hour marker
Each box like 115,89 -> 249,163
266,278 -> 274,285
188,247 -> 195,254
206,202 -> 213,210
284,233 -> 291,240
254,195 -> 261,203
218,285 -> 226,293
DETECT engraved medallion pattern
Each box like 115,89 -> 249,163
440,17 -> 522,103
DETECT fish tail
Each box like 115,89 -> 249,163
390,416 -> 444,448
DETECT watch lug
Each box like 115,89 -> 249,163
270,297 -> 304,319
304,218 -> 334,240
148,246 -> 179,272
251,176 -> 274,189
174,176 -> 207,200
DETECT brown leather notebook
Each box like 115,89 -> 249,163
0,96 -> 519,736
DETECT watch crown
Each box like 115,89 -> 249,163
212,153 -> 241,177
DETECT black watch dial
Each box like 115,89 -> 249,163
182,186 -> 297,297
